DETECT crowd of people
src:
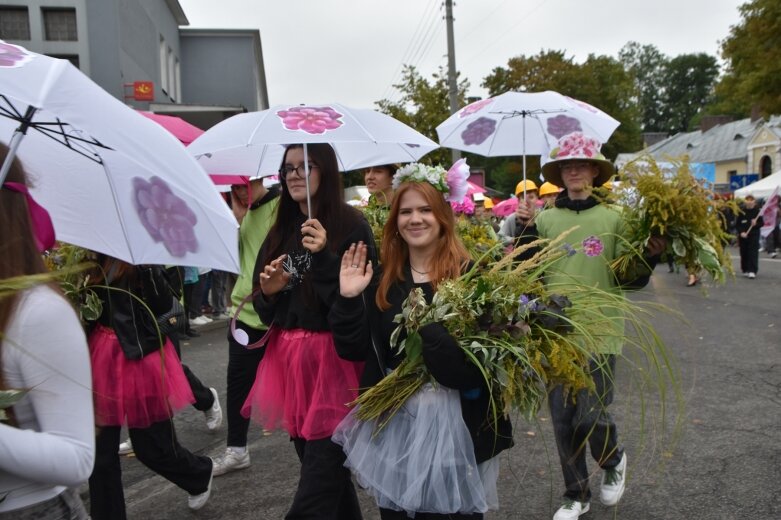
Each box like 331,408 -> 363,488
0,127 -> 773,520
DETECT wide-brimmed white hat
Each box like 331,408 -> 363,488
541,132 -> 615,188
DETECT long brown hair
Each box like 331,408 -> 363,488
260,143 -> 362,268
376,181 -> 469,310
0,143 -> 49,334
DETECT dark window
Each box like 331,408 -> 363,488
0,7 -> 31,40
760,155 -> 772,178
43,8 -> 77,41
47,54 -> 80,69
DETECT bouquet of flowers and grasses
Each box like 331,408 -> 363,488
352,229 -> 657,431
456,215 -> 504,264
359,195 -> 390,248
609,156 -> 738,283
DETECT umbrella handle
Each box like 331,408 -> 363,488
304,142 -> 312,217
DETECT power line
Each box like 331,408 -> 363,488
379,0 -> 441,102
456,0 -> 513,47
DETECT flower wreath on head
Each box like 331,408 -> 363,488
392,159 -> 470,203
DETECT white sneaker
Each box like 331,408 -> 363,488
553,499 -> 590,520
188,465 -> 213,510
200,315 -> 214,323
118,438 -> 133,455
747,272 -> 756,279
189,316 -> 209,326
600,452 -> 627,506
204,388 -> 223,431
212,447 -> 250,476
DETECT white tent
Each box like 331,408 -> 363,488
735,170 -> 781,199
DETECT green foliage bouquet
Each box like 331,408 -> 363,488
610,156 -> 737,283
353,230 -> 663,432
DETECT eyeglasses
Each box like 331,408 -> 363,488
279,164 -> 318,181
560,162 -> 593,173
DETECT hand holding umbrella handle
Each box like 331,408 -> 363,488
301,219 -> 327,253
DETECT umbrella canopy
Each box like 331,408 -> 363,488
138,111 -> 204,145
0,41 -> 239,272
188,103 -> 438,174
436,91 -> 620,199
735,170 -> 781,199
188,103 -> 439,215
492,197 -> 518,217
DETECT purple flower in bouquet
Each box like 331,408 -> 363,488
0,42 -> 32,68
277,106 -> 344,135
582,235 -> 604,257
133,176 -> 198,257
461,117 -> 496,145
458,97 -> 494,118
546,115 -> 582,139
518,294 -> 540,315
560,242 -> 577,257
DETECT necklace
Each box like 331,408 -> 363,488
410,265 -> 430,275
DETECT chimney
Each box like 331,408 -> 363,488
700,115 -> 734,133
750,104 -> 762,122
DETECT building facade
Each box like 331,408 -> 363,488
0,0 -> 269,128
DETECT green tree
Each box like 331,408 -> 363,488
375,65 -> 469,168
481,50 -> 641,159
711,0 -> 781,117
661,53 -> 719,133
619,42 -> 668,132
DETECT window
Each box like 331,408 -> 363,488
167,47 -> 175,100
760,156 -> 772,178
159,36 -> 168,94
174,58 -> 181,102
43,8 -> 77,41
48,54 -> 80,69
0,7 -> 31,40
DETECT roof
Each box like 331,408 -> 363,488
621,117 -> 764,165
165,0 -> 189,25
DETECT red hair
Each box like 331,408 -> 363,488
376,182 -> 469,310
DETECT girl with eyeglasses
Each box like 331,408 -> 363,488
243,143 -> 375,519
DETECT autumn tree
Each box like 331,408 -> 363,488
619,42 -> 667,132
375,65 -> 468,168
661,53 -> 719,133
712,0 -> 781,117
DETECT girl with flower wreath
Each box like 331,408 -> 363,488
329,163 -> 513,519
244,143 -> 374,519
0,143 -> 94,519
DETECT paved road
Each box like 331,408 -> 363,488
110,250 -> 780,519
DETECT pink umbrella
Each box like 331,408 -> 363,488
466,181 -> 486,196
492,197 -> 518,217
138,111 -> 204,145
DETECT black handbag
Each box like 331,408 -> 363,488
156,296 -> 187,337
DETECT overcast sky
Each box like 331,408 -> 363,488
179,0 -> 745,109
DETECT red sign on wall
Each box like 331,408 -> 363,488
133,81 -> 154,101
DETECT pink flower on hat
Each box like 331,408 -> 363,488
277,106 -> 344,135
552,132 -> 602,160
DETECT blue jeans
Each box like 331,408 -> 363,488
548,354 -> 623,502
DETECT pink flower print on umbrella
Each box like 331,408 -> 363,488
133,176 -> 199,257
582,235 -> 604,257
276,106 -> 344,135
547,115 -> 582,139
551,132 -> 602,160
0,41 -> 33,68
461,117 -> 496,146
458,97 -> 494,118
566,96 -> 599,114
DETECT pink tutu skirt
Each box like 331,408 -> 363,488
89,324 -> 195,428
241,328 -> 364,440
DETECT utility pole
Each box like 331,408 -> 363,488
445,0 -> 461,162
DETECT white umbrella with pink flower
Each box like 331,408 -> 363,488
0,41 -> 239,271
188,103 -> 439,216
435,91 -> 620,200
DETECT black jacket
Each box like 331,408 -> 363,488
328,265 -> 514,464
93,266 -> 174,358
735,205 -> 763,237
